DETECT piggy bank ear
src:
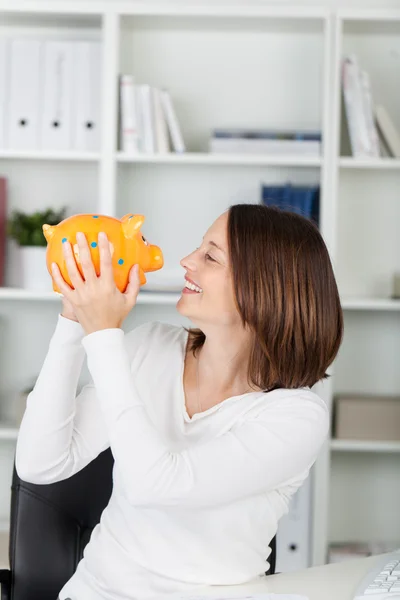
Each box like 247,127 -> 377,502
42,224 -> 56,242
121,214 -> 145,239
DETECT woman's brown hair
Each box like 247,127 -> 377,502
185,203 -> 343,391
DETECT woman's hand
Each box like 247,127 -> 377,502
51,231 -> 141,335
60,296 -> 79,323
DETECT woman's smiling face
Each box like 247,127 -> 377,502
177,212 -> 241,327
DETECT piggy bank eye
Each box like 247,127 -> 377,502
142,235 -> 149,246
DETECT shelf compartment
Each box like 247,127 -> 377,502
118,14 -> 326,155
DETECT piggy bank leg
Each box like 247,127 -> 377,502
139,267 -> 146,285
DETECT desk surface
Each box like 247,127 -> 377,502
189,553 -> 389,600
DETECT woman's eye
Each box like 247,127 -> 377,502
205,253 -> 215,262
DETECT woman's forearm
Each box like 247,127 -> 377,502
15,314 -> 86,481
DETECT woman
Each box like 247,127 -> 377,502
15,203 -> 343,600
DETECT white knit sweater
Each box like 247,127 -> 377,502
15,315 -> 329,600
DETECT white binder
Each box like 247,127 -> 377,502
0,38 -> 9,149
153,87 -> 170,154
72,41 -> 102,152
40,40 -> 74,151
275,473 -> 312,573
7,39 -> 43,150
137,84 -> 156,153
119,74 -> 139,154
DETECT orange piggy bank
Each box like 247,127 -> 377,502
42,213 -> 164,294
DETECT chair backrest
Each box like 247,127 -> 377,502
9,448 -> 114,600
8,447 -> 276,600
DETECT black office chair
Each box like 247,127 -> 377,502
0,448 -> 276,600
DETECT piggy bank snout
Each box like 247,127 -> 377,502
151,245 -> 163,266
140,244 -> 163,272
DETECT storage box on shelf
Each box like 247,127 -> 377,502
328,9 -> 400,561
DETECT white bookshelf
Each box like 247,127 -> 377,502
0,0 -> 398,575
328,8 -> 400,556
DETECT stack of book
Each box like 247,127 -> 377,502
261,183 -> 320,225
209,128 -> 322,156
342,54 -> 400,159
118,75 -> 186,155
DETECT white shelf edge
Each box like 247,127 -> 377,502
337,8 -> 400,22
0,426 -> 18,441
0,2 -> 329,19
117,3 -> 329,19
0,1 -> 105,14
0,150 -> 100,162
341,298 -> 400,311
0,287 -> 181,304
339,157 -> 400,170
117,152 -> 322,167
0,520 -> 9,534
331,439 -> 400,453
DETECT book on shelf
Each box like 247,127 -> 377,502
209,129 -> 321,156
375,104 -> 400,159
118,75 -> 185,154
261,182 -> 320,225
342,55 -> 400,159
119,74 -> 140,154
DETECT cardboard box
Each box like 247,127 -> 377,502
333,394 -> 400,441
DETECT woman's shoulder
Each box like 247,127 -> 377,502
262,386 -> 329,417
124,320 -> 186,357
243,386 -> 329,430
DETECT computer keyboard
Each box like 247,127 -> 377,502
353,551 -> 400,599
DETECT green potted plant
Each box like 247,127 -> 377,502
7,207 -> 67,291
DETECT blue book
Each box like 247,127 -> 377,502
213,128 -> 322,141
261,184 -> 320,226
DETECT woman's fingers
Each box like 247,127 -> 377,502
75,232 -> 98,282
124,264 -> 141,305
62,239 -> 84,289
98,232 -> 115,286
51,263 -> 74,300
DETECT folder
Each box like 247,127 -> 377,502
137,84 -> 156,153
72,41 -> 102,152
153,87 -> 170,153
119,74 -> 140,154
275,473 -> 312,573
40,40 -> 74,151
0,38 -> 9,149
7,39 -> 43,150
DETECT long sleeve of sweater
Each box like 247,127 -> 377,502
80,327 -> 329,509
15,315 -> 109,483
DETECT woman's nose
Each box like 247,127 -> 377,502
180,252 -> 197,271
